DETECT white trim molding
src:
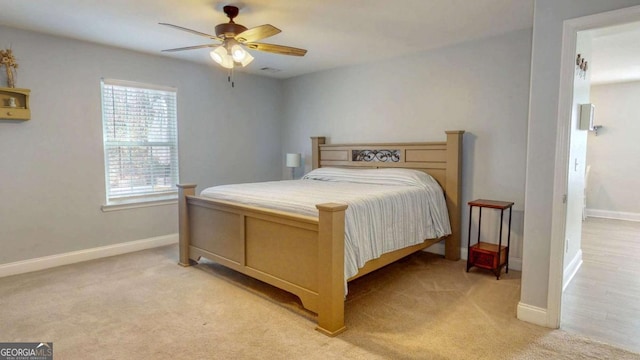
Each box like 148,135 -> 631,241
0,234 -> 178,278
509,257 -> 523,272
424,242 -> 447,256
563,249 -> 583,292
517,302 -> 549,327
101,198 -> 177,212
548,3 -> 640,331
586,209 -> 640,222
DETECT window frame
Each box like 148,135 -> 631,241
100,78 -> 179,210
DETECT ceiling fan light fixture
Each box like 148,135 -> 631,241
220,55 -> 234,69
161,4 -> 306,79
238,51 -> 254,67
210,46 -> 233,69
209,46 -> 224,64
231,44 -> 246,62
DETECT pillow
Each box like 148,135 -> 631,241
302,167 -> 438,188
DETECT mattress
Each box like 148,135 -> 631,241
200,167 -> 451,287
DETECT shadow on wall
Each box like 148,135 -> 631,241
460,132 -> 476,257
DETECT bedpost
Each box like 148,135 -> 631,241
444,131 -> 464,261
177,184 -> 197,267
315,202 -> 348,336
311,136 -> 326,169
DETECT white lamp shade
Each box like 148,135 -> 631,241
210,46 -> 233,69
238,51 -> 254,67
231,44 -> 246,62
231,44 -> 254,67
210,46 -> 225,63
220,54 -> 234,69
286,153 -> 301,168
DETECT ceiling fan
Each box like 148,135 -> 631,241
160,5 -> 307,70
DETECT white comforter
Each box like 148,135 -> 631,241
200,168 -> 451,291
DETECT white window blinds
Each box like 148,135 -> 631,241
101,79 -> 179,204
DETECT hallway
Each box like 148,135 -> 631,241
562,217 -> 640,353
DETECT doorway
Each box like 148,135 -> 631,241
554,14 -> 640,353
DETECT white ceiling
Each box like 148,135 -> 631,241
0,0 -> 535,79
1,1 -> 636,84
591,21 -> 640,85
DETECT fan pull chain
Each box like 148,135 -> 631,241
227,68 -> 235,88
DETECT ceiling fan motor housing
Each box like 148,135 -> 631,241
215,22 -> 248,39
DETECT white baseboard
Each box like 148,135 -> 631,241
425,242 -> 447,256
586,208 -> 640,222
425,243 -> 522,271
508,258 -> 523,272
562,249 -> 583,292
0,233 -> 178,278
517,302 -> 549,327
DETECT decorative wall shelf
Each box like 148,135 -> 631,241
0,87 -> 31,120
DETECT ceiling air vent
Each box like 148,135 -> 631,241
260,67 -> 282,73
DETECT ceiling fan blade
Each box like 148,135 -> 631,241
245,42 -> 307,56
235,24 -> 281,43
161,44 -> 217,52
159,23 -> 221,40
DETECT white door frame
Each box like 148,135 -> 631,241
547,4 -> 640,328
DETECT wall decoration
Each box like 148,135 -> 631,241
0,48 -> 19,88
576,53 -> 588,80
0,87 -> 30,120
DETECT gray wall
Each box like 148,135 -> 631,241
587,81 -> 640,216
0,26 -> 283,265
522,0 -> 640,310
282,29 -> 532,264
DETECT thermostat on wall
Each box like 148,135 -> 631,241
579,103 -> 595,130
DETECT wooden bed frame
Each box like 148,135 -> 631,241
176,130 -> 464,336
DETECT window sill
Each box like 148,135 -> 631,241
101,196 -> 177,212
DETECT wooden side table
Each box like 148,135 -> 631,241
466,199 -> 514,279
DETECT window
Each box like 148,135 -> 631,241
101,79 -> 179,208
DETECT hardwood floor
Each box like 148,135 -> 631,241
562,217 -> 640,353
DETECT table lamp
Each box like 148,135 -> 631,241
286,153 -> 301,179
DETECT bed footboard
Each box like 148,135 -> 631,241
177,184 -> 348,336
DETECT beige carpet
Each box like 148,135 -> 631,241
1,245 -> 639,360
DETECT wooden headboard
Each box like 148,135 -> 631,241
310,130 -> 464,260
